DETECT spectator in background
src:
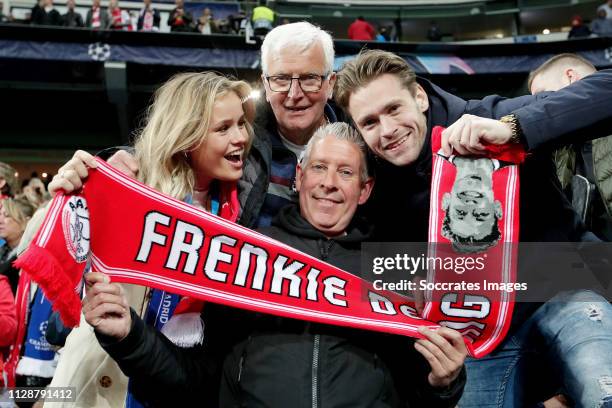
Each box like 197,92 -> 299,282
62,0 -> 84,28
3,207 -> 60,400
597,0 -> 612,19
86,0 -> 109,29
0,198 -> 34,259
108,0 -> 131,30
0,1 -> 13,23
0,162 -> 18,199
0,197 -> 35,292
347,16 -> 374,41
376,26 -> 389,42
228,10 -> 246,34
591,8 -> 612,36
31,0 -> 62,26
529,53 -> 612,241
29,0 -> 43,24
137,0 -> 159,31
168,0 -> 193,32
0,162 -> 18,257
427,20 -> 442,41
252,0 -> 274,36
393,16 -> 402,41
196,7 -> 216,34
568,15 -> 591,38
22,178 -> 49,210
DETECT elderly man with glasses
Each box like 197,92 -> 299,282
103,22 -> 339,229
237,21 -> 342,228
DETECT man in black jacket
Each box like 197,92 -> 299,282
83,122 -> 468,407
335,49 -> 612,408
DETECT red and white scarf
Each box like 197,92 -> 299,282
422,126 -> 525,356
15,148 -> 523,357
91,7 -> 100,28
141,8 -> 153,31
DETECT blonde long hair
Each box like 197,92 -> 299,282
134,72 -> 255,199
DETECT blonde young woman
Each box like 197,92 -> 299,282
45,72 -> 254,408
0,198 -> 35,258
0,197 -> 36,287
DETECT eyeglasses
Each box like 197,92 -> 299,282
265,74 -> 329,93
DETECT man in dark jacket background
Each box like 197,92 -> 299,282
83,122 -> 468,407
529,53 -> 612,242
335,49 -> 612,408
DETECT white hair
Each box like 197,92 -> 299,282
260,22 -> 335,75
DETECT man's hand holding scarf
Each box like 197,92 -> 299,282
441,114 -> 516,156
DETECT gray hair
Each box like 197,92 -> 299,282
300,122 -> 370,183
260,22 -> 335,75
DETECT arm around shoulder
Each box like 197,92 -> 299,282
513,68 -> 612,150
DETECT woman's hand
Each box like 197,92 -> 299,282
82,272 -> 132,341
48,150 -> 98,196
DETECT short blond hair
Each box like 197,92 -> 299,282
134,72 -> 254,199
335,49 -> 417,112
528,53 -> 596,91
2,197 -> 35,228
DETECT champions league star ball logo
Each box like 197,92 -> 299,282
62,196 -> 90,263
88,42 -> 111,61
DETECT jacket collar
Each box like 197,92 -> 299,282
272,204 -> 372,242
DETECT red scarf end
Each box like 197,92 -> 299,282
14,246 -> 82,328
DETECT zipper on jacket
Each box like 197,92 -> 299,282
318,240 -> 335,261
313,240 -> 331,407
238,355 -> 244,383
312,334 -> 320,408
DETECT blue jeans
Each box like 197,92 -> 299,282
459,290 -> 612,408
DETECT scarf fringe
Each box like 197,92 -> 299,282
160,312 -> 205,347
14,245 -> 82,328
15,356 -> 57,378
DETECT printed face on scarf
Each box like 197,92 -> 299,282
189,92 -> 249,189
348,74 -> 429,167
296,136 -> 373,237
262,42 -> 336,143
442,157 -> 502,243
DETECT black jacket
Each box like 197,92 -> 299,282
366,78 -> 586,243
62,10 -> 84,27
167,8 -> 193,32
137,8 -> 160,31
364,77 -> 605,333
31,7 -> 63,26
99,205 -> 465,407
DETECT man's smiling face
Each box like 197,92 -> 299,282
296,135 -> 372,237
348,74 -> 429,167
262,42 -> 335,143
